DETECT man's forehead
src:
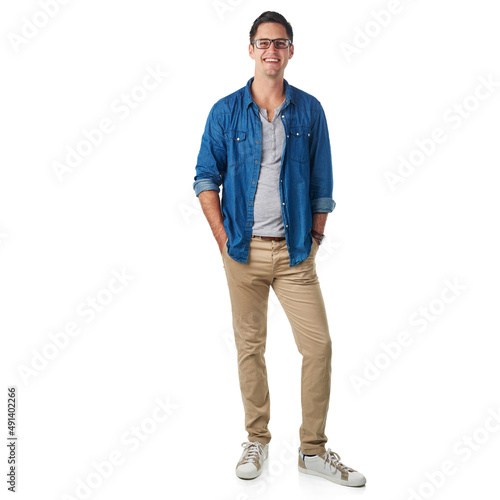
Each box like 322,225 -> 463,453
254,22 -> 288,38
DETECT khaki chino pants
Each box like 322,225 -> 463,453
221,235 -> 332,455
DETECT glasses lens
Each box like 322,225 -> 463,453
257,39 -> 271,49
275,39 -> 288,49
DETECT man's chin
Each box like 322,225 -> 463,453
261,68 -> 282,78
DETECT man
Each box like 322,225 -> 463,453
193,11 -> 366,487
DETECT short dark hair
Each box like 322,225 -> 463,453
249,11 -> 293,44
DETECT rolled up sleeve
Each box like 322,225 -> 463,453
309,102 -> 335,213
193,104 -> 227,196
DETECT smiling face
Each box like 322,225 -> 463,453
249,22 -> 294,80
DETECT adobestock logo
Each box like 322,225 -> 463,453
406,405 -> 500,500
51,64 -> 169,183
350,277 -> 466,394
0,229 -> 8,247
340,0 -> 419,64
384,74 -> 500,191
178,194 -> 203,224
17,267 -> 134,385
8,0 -> 73,53
213,0 -> 245,21
60,396 -> 178,500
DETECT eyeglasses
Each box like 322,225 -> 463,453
252,38 -> 292,49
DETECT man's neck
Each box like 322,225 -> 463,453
250,74 -> 285,107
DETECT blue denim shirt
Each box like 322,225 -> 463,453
193,77 -> 335,267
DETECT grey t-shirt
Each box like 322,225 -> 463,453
252,99 -> 286,237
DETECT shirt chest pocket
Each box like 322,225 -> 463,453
288,126 -> 311,163
225,130 -> 246,167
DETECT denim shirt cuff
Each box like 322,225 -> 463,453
193,179 -> 221,197
311,197 -> 336,213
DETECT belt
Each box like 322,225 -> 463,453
252,235 -> 286,241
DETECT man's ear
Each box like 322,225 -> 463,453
249,43 -> 255,60
288,44 -> 294,59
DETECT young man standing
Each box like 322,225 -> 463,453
193,11 -> 366,487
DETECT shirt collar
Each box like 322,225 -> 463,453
244,76 -> 293,108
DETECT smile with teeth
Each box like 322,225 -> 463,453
264,58 -> 280,63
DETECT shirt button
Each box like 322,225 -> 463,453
252,181 -> 255,184
282,202 -> 285,205
256,140 -> 260,144
287,135 -> 289,138
282,115 -> 285,118
296,132 -> 299,136
285,224 -> 288,228
249,202 -> 253,206
255,160 -> 258,164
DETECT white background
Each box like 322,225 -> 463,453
1,1 -> 500,499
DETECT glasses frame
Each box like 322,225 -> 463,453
251,38 -> 292,49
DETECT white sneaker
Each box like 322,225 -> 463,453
298,447 -> 366,487
235,441 -> 269,479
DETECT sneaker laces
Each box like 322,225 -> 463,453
322,449 -> 354,475
240,441 -> 265,464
